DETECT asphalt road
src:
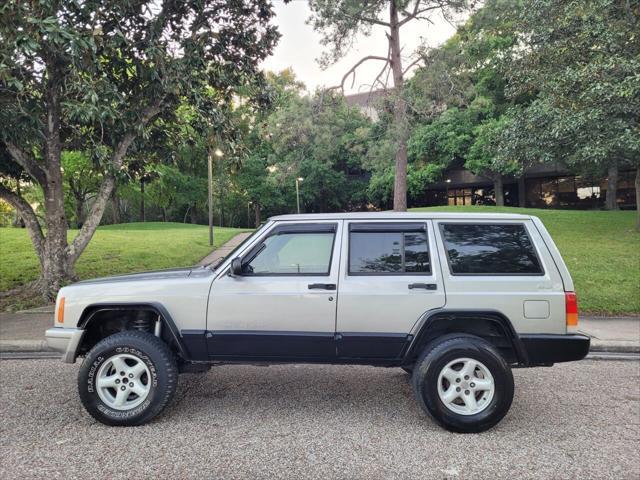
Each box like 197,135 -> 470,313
0,359 -> 638,480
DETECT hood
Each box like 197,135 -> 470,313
75,266 -> 206,285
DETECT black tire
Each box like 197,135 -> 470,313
411,335 -> 514,433
78,330 -> 178,426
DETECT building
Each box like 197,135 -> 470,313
415,162 -> 637,210
345,90 -> 637,210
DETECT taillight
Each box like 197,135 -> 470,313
565,292 -> 578,326
56,297 -> 65,324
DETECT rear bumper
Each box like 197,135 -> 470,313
45,327 -> 85,364
520,334 -> 590,365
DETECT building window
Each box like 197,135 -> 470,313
447,188 -> 473,206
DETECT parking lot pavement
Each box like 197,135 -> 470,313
0,359 -> 638,480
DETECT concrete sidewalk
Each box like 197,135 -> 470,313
1,311 -> 638,354
576,317 -> 640,353
198,231 -> 253,266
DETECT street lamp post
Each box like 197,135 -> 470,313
295,177 -> 304,214
208,147 -> 224,246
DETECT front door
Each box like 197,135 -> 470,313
206,221 -> 342,360
336,220 -> 446,359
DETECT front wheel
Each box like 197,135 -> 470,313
412,335 -> 514,433
78,330 -> 178,426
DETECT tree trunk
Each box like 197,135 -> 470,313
111,186 -> 120,224
635,168 -> 640,230
12,182 -> 25,227
494,176 -> 505,207
38,174 -> 73,298
161,207 -> 167,222
389,1 -> 408,212
38,64 -> 74,298
606,163 -> 619,210
518,176 -> 526,207
254,203 -> 261,228
190,203 -> 198,224
140,178 -> 146,221
73,193 -> 85,228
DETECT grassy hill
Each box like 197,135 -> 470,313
0,222 -> 248,293
411,206 -> 639,315
1,208 -> 638,314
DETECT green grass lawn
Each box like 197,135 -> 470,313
411,206 -> 640,315
1,209 -> 638,314
0,222 -> 248,293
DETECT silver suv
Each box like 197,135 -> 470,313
46,212 -> 589,432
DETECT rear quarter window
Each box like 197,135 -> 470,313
439,223 -> 544,275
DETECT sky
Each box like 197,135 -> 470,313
261,1 -> 463,95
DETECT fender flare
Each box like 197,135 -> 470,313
78,302 -> 190,360
403,309 -> 529,366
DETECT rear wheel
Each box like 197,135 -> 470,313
412,335 -> 514,433
78,330 -> 178,426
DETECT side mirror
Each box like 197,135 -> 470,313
229,258 -> 243,277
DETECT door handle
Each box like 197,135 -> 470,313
408,283 -> 437,290
308,283 -> 336,290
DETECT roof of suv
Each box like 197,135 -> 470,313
269,212 -> 532,221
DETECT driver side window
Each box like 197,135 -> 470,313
243,229 -> 335,275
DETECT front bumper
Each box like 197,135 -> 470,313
520,334 -> 590,366
45,327 -> 85,364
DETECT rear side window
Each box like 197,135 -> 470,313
349,223 -> 431,275
439,223 -> 543,275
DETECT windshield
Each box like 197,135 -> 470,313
208,222 -> 271,270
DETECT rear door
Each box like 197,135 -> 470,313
335,220 -> 446,359
206,221 -> 342,359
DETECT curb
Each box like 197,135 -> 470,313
588,341 -> 640,354
0,340 -> 54,353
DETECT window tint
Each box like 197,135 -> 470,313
440,223 -> 543,275
404,232 -> 430,273
244,232 -> 334,275
349,230 -> 430,274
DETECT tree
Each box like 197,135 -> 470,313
501,0 -> 640,218
466,115 -> 520,206
308,0 -> 469,211
266,90 -> 372,213
0,0 -> 278,298
403,0 -> 526,205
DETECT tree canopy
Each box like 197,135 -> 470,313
0,0 -> 279,297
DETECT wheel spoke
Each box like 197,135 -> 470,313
130,383 -> 148,398
460,360 -> 477,378
129,361 -> 147,378
113,388 -> 129,407
441,386 -> 459,404
110,356 -> 129,374
472,378 -> 493,391
463,392 -> 478,412
442,367 -> 459,384
96,374 -> 119,389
